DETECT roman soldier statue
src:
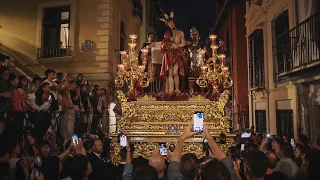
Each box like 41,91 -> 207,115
187,27 -> 204,93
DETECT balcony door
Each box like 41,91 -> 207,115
276,110 -> 294,138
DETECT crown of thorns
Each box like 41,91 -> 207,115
159,11 -> 174,24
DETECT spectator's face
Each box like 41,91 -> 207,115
294,147 -> 302,159
148,34 -> 154,42
272,141 -> 279,151
13,144 -> 21,154
78,75 -> 83,80
35,80 -> 41,88
97,89 -> 102,95
41,145 -> 51,157
48,72 -> 56,80
2,70 -> 10,80
82,85 -> 88,92
43,84 -> 50,93
70,82 -> 76,89
93,140 -> 103,154
22,78 -> 28,86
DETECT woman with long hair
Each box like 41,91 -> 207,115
12,76 -> 30,112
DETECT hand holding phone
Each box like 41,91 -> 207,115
241,144 -> 245,152
193,112 -> 204,133
36,155 -> 41,165
72,134 -> 79,145
34,168 -> 40,177
159,143 -> 167,156
120,135 -> 127,148
290,138 -> 295,147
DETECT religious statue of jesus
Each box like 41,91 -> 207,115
160,12 -> 187,93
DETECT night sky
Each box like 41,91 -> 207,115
157,0 -> 216,42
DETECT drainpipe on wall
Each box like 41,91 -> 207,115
224,8 -> 235,130
251,91 -> 254,129
213,0 -> 229,32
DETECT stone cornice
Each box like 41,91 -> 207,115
245,0 -> 277,32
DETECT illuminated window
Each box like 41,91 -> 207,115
38,6 -> 71,58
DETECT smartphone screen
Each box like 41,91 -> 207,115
203,139 -> 210,152
159,143 -> 167,156
266,134 -> 271,138
72,134 -> 79,145
34,168 -> 40,177
241,144 -> 245,152
290,138 -> 295,147
36,155 -> 41,165
120,135 -> 127,147
193,112 -> 204,132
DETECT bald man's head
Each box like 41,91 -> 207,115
149,149 -> 165,174
265,150 -> 279,169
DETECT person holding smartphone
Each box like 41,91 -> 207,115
167,123 -> 237,180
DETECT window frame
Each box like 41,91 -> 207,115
272,10 -> 290,82
42,6 -> 71,49
276,110 -> 294,138
36,1 -> 75,59
255,110 -> 266,133
248,29 -> 264,89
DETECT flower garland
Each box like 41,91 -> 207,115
125,81 -> 229,102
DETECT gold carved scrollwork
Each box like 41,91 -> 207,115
110,139 -> 235,165
111,90 -> 234,164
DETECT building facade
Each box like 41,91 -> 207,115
0,0 -> 159,134
214,0 -> 249,131
0,0 -> 154,88
246,0 -> 320,139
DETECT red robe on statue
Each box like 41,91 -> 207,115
160,32 -> 185,79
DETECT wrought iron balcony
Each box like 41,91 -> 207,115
275,12 -> 320,81
37,46 -> 73,58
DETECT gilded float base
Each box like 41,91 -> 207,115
110,91 -> 234,164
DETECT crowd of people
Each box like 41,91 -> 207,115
1,59 -> 320,180
0,62 -> 111,179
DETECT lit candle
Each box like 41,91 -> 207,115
198,49 -> 206,62
120,51 -> 127,64
219,54 -> 226,67
138,65 -> 145,72
211,45 -> 218,55
118,64 -> 125,72
129,34 -> 137,43
201,66 -> 208,73
128,43 -> 137,53
222,66 -> 229,73
209,34 -> 217,45
141,48 -> 148,57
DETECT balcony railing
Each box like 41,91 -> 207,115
276,12 -> 320,79
37,47 -> 73,58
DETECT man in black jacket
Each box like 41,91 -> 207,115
88,139 -> 117,180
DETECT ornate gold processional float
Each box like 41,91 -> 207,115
110,33 -> 234,164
